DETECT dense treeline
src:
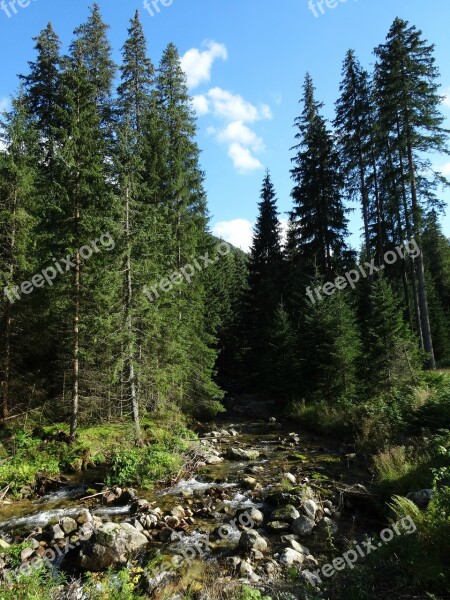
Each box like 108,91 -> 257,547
237,17 -> 450,411
0,4 -> 246,439
1,9 -> 450,444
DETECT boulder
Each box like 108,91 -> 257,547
234,507 -> 264,526
407,489 -> 433,508
302,499 -> 319,521
279,548 -> 305,567
270,504 -> 300,524
78,522 -> 148,571
241,476 -> 258,489
226,447 -> 259,461
60,517 -> 78,535
239,530 -> 268,554
291,516 -> 315,536
288,539 -> 310,555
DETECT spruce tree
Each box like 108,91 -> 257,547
115,10 -> 156,441
0,93 -> 38,421
245,170 -> 284,387
374,17 -> 450,369
291,73 -> 348,279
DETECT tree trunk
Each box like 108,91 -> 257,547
124,186 -> 142,443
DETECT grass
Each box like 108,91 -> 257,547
0,412 -> 196,498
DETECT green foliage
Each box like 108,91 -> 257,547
238,586 -> 271,600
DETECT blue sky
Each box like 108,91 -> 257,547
1,0 -> 449,250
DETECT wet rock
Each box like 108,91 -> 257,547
205,455 -> 224,465
291,516 -> 315,536
270,504 -> 300,524
165,515 -> 180,529
131,499 -> 150,514
226,447 -> 259,461
280,548 -> 305,567
78,522 -> 148,571
78,522 -> 96,541
51,524 -> 65,540
76,510 -> 92,525
245,465 -> 264,475
407,489 -> 433,508
235,507 -> 264,526
170,506 -> 186,519
241,476 -> 258,489
239,530 -> 268,554
60,517 -> 78,535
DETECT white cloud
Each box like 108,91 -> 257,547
442,87 -> 450,109
215,121 -> 264,152
228,142 -> 263,173
192,94 -> 209,116
181,41 -> 227,89
213,218 -> 254,251
207,87 -> 272,123
438,162 -> 450,176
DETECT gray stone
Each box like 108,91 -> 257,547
226,447 -> 259,461
60,517 -> 78,535
270,504 -> 300,524
407,489 -> 433,508
239,530 -> 268,553
291,515 -> 315,536
279,548 -> 305,567
267,521 -> 290,532
234,507 -> 264,526
79,522 -> 148,571
51,524 -> 65,540
302,499 -> 319,521
288,539 -> 310,555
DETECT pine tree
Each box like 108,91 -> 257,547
363,275 -> 421,394
300,280 -> 360,402
54,39 -> 120,438
73,3 -> 116,130
153,43 -> 222,414
335,50 -> 381,265
245,170 -> 284,387
0,93 -> 38,421
291,73 -> 349,279
374,17 -> 450,369
267,302 -> 298,401
115,10 -> 156,441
